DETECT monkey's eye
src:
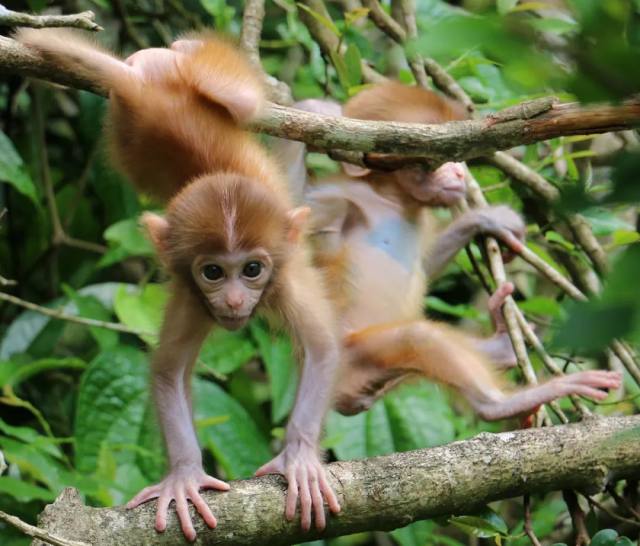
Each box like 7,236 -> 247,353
242,261 -> 263,279
202,264 -> 224,281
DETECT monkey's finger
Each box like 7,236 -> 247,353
285,471 -> 299,521
127,485 -> 161,508
309,472 -> 326,530
202,475 -> 230,491
318,472 -> 341,514
255,460 -> 281,477
573,370 -> 622,388
297,468 -> 313,531
175,492 -> 197,542
488,282 -> 513,330
155,493 -> 171,532
498,231 -> 524,254
187,485 -> 218,529
575,386 -> 610,400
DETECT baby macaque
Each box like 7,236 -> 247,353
276,83 -> 621,420
17,29 -> 340,539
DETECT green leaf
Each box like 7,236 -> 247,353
100,218 -> 155,264
74,347 -> 149,474
0,418 -> 64,460
614,538 -> 634,546
0,283 -> 128,359
0,476 -> 55,503
345,7 -> 370,26
0,130 -> 38,205
296,3 -> 341,36
329,50 -> 351,91
0,357 -> 86,389
391,520 -> 437,546
590,529 -> 619,546
344,43 -> 363,87
250,321 -> 298,423
326,381 -> 456,459
0,436 -> 67,492
194,378 -> 271,479
518,297 -> 562,318
113,283 -> 167,344
449,508 -> 509,538
611,230 -> 640,247
497,0 -> 519,15
62,286 -> 118,350
426,296 -> 482,320
199,328 -> 256,376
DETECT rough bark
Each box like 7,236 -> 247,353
32,416 -> 640,546
1,36 -> 639,166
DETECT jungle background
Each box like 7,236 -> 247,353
0,0 -> 639,545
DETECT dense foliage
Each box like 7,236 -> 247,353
0,1 -> 639,545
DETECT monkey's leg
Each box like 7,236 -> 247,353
342,320 -> 622,420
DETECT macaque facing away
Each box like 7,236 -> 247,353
277,83 -> 621,420
18,30 -> 340,539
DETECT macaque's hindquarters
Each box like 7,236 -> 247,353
334,320 -> 501,415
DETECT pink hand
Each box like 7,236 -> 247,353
255,441 -> 340,531
127,464 -> 229,541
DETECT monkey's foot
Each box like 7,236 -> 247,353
553,370 -> 622,400
126,464 -> 229,541
255,440 -> 341,531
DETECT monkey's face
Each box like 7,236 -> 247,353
394,161 -> 467,206
191,250 -> 274,330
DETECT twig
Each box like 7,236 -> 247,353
362,0 -> 406,43
563,490 -> 590,546
0,7 -> 102,31
240,0 -> 266,66
606,483 -> 640,520
0,510 -> 90,546
33,86 -> 107,255
393,0 -> 429,87
523,493 -> 543,546
587,495 -> 640,528
112,0 -> 148,49
297,0 -> 387,84
0,291 -> 151,336
240,0 -> 293,105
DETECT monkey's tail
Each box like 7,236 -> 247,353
176,31 -> 266,124
15,28 -> 139,96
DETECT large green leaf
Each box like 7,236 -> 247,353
199,328 -> 257,376
194,378 -> 271,479
62,286 -> 118,350
98,217 -> 155,268
250,321 -> 298,423
0,357 -> 85,389
0,476 -> 55,503
74,347 -> 149,474
0,130 -> 38,205
113,283 -> 168,344
0,283 -> 129,359
326,381 -> 456,460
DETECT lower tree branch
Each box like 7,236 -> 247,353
32,416 -> 640,546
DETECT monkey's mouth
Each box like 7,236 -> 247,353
217,314 -> 250,331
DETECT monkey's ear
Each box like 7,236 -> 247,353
287,206 -> 311,244
341,162 -> 371,178
141,212 -> 170,255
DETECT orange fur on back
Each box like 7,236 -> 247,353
16,29 -> 278,204
344,82 -> 468,124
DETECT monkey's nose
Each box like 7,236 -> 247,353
225,295 -> 244,310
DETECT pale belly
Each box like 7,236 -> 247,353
341,233 -> 426,332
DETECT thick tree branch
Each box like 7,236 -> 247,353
31,416 -> 640,546
1,36 -> 639,164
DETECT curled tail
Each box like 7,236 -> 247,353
15,28 -> 140,96
174,32 -> 265,123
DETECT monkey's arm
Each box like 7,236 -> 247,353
256,261 -> 341,531
423,205 -> 526,280
127,282 -> 229,541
